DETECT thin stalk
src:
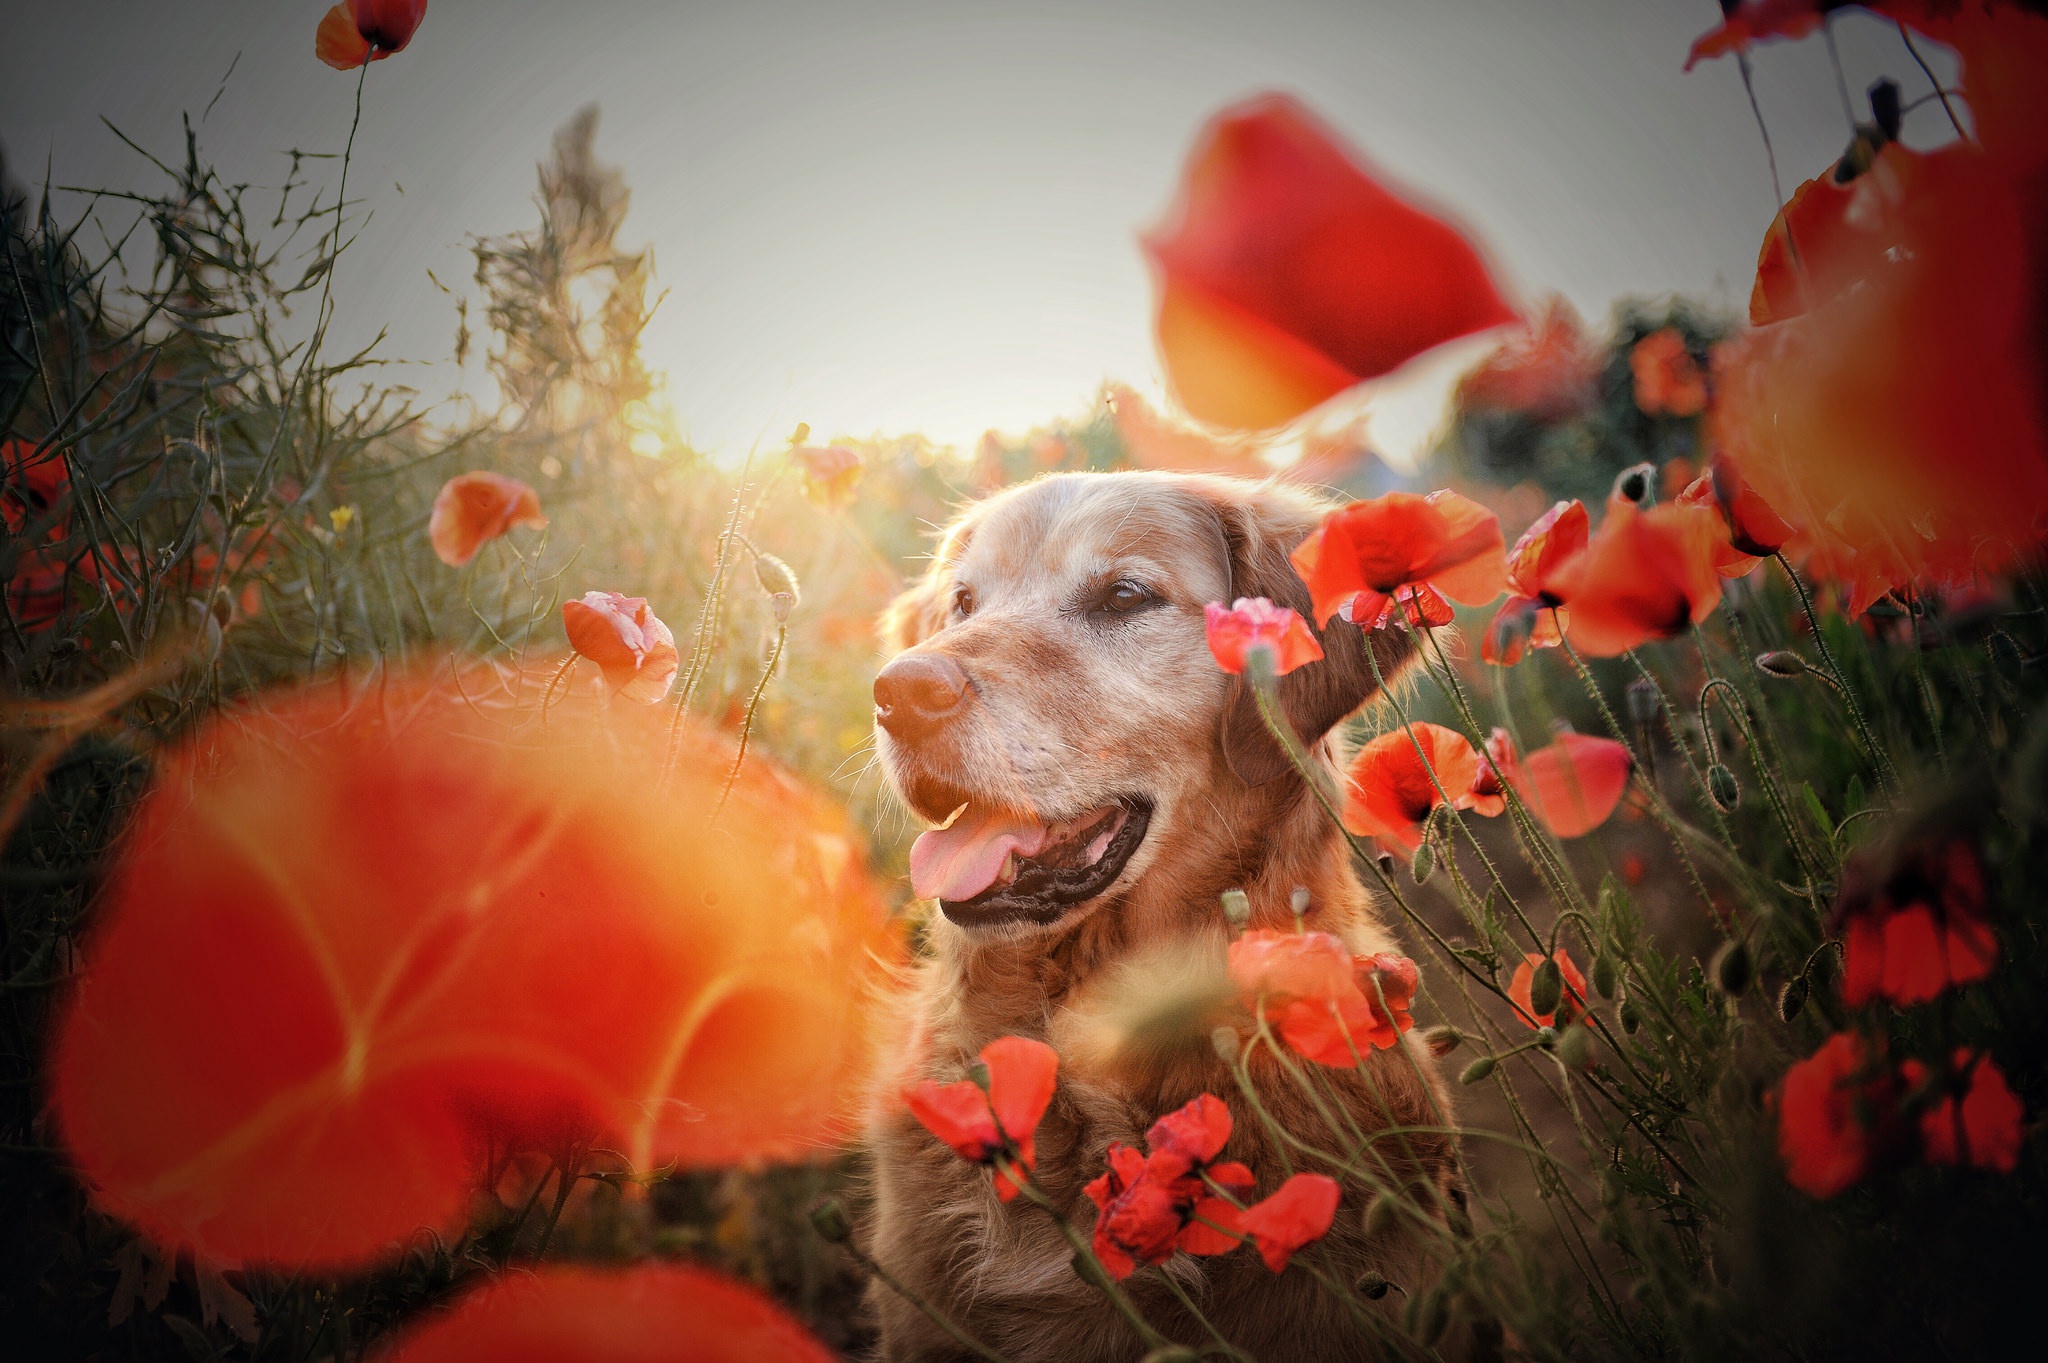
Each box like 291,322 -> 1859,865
1774,551 -> 1899,792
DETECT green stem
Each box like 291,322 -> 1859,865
1774,552 -> 1899,793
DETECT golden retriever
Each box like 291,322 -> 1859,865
865,470 -> 1465,1362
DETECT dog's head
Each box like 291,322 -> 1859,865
874,470 -> 1408,937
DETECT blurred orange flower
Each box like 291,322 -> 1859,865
428,470 -> 546,567
1833,836 -> 1998,1008
50,677 -> 900,1267
794,443 -> 862,509
1775,1031 -> 1912,1199
1228,929 -> 1418,1066
1482,498 -> 1588,665
1340,721 -> 1481,853
1628,328 -> 1707,418
317,0 -> 429,71
1144,93 -> 1515,429
1291,490 -> 1507,630
1106,382 -> 1266,474
906,1036 -> 1058,1202
562,591 -> 679,703
1545,500 -> 1726,656
1204,597 -> 1324,676
1237,1172 -> 1341,1273
380,1264 -> 836,1363
1471,729 -> 1631,839
1456,296 -> 1601,424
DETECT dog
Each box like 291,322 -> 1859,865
865,470 -> 1465,1362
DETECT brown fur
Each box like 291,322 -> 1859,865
867,471 -> 1463,1362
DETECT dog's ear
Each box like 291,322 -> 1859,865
1199,481 -> 1414,787
879,517 -> 976,654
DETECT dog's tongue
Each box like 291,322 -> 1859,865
910,807 -> 1049,902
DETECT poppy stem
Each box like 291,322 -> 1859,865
1152,1267 -> 1252,1361
826,1235 -> 1013,1363
1772,552 -> 1900,794
1008,1172 -> 1176,1350
1896,21 -> 1969,139
712,622 -> 786,822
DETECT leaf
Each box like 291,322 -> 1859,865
51,674 -> 902,1269
193,1259 -> 259,1344
107,1236 -> 175,1327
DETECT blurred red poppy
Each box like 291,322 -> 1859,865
380,1264 -> 836,1363
317,0 -> 429,71
1545,501 -> 1725,656
906,1035 -> 1059,1202
1833,836 -> 1998,1007
1482,499 -> 1588,665
1204,597 -> 1324,676
1144,93 -> 1515,430
1920,1050 -> 2025,1173
1237,1172 -> 1341,1273
1084,1093 -> 1255,1278
50,677 -> 900,1267
1628,328 -> 1708,418
1455,296 -> 1601,424
1775,1031 -> 1915,1198
1473,729 -> 1631,839
1340,722 -> 1482,853
1228,929 -> 1418,1066
1507,949 -> 1589,1029
1107,383 -> 1268,475
1291,491 -> 1507,630
794,444 -> 863,509
428,471 -> 546,567
562,591 -> 680,703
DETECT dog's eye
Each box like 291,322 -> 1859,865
1097,580 -> 1153,615
951,586 -> 977,619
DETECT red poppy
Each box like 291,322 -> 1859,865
1920,1050 -> 2025,1174
562,592 -> 680,703
906,1035 -> 1059,1202
317,0 -> 429,71
1833,836 -> 1998,1007
1544,500 -> 1725,656
1083,1093 -> 1256,1277
1455,296 -> 1601,424
1750,151 -> 1905,326
1629,329 -> 1707,418
1507,949 -> 1589,1030
1291,490 -> 1507,630
1204,597 -> 1324,676
380,1264 -> 836,1363
1472,729 -> 1631,838
1237,1172 -> 1341,1273
428,471 -> 546,567
1144,93 -> 1515,430
1677,457 -> 1795,579
1228,929 -> 1419,1066
1482,499 -> 1588,665
1340,722 -> 1481,853
794,444 -> 863,509
1775,1031 -> 1917,1198
50,677 -> 901,1267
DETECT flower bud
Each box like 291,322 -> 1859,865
1555,1021 -> 1593,1069
1754,650 -> 1808,679
1868,77 -> 1902,142
1711,940 -> 1752,996
807,1197 -> 853,1244
1989,631 -> 2025,671
1528,958 -> 1564,1018
1363,1193 -> 1398,1237
754,552 -> 800,604
1707,763 -> 1739,812
771,591 -> 797,624
1375,852 -> 1395,878
1220,888 -> 1251,926
1421,1026 -> 1463,1057
1459,1055 -> 1497,1084
1776,977 -> 1807,1022
1290,885 -> 1312,917
1619,999 -> 1643,1034
1592,954 -> 1619,1000
1410,840 -> 1435,885
1625,679 -> 1660,725
1612,462 -> 1656,507
966,1060 -> 991,1093
1210,1024 -> 1242,1063
1357,1270 -> 1392,1300
788,422 -> 811,445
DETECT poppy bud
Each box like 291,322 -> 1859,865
1555,1021 -> 1593,1069
1528,958 -> 1564,1018
1375,852 -> 1396,878
1459,1055 -> 1497,1084
807,1197 -> 853,1244
1357,1270 -> 1392,1299
770,591 -> 797,624
1422,1026 -> 1463,1057
966,1060 -> 991,1093
1211,1024 -> 1242,1063
789,422 -> 811,445
1611,463 -> 1655,507
1220,888 -> 1251,926
1776,977 -> 1807,1022
1711,940 -> 1751,995
1410,840 -> 1435,885
1868,77 -> 1902,142
1707,763 -> 1739,812
754,552 -> 800,601
1592,954 -> 1619,1000
1625,679 -> 1660,725
1754,650 -> 1807,679
1619,999 -> 1643,1034
1290,885 -> 1312,917
1363,1193 -> 1398,1237
1989,631 -> 2025,671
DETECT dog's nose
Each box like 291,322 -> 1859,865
874,653 -> 970,740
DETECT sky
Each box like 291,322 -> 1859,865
0,1 -> 1961,461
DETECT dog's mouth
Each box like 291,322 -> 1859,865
910,798 -> 1154,928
